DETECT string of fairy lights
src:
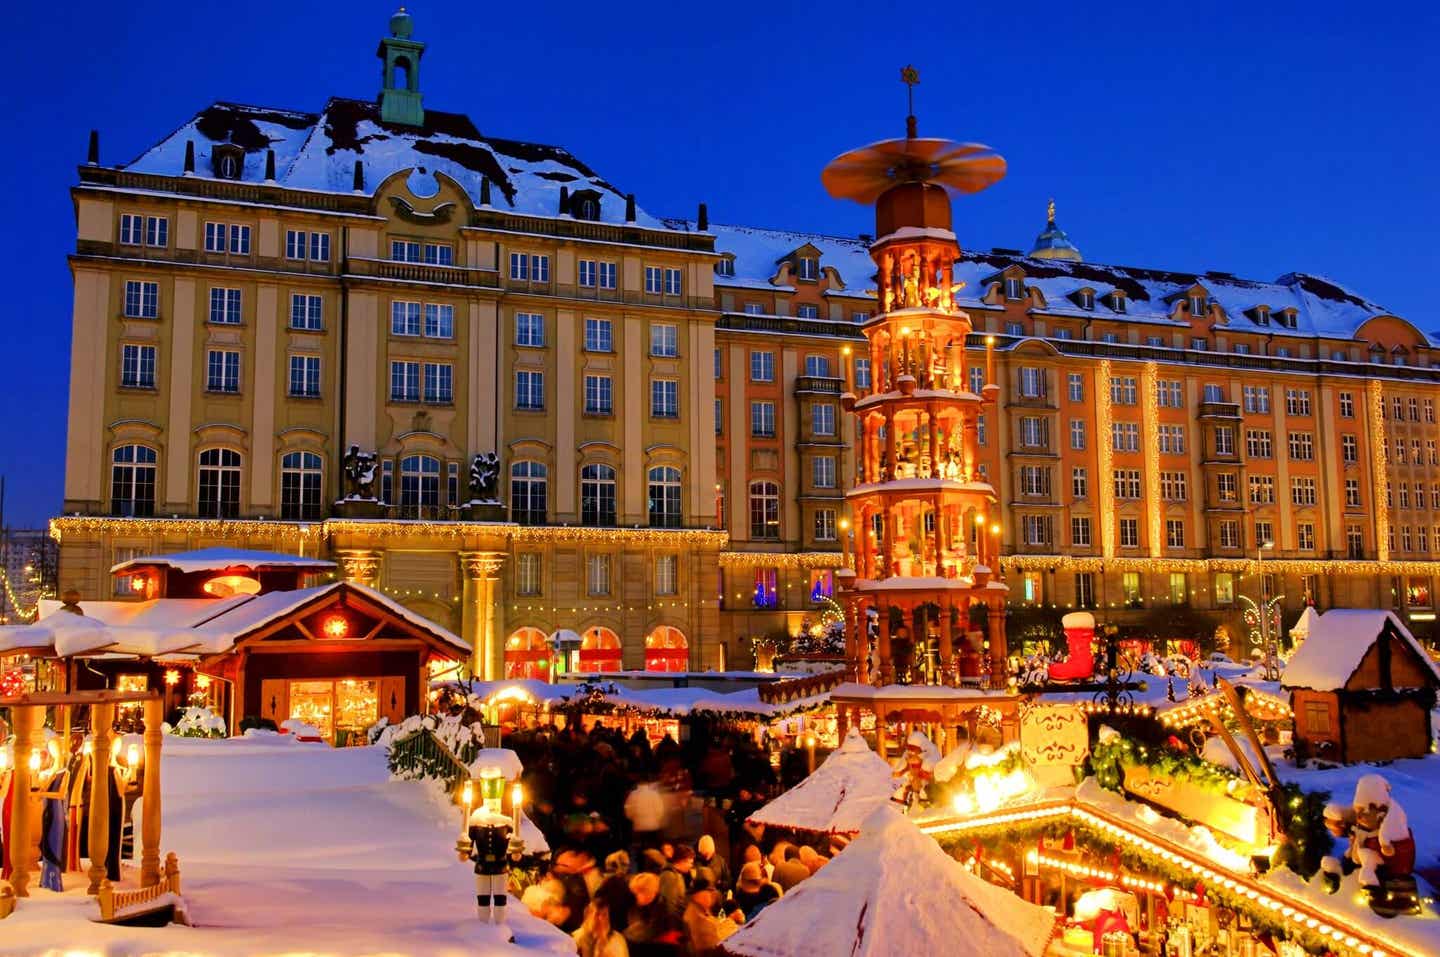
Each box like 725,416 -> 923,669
0,566 -> 52,622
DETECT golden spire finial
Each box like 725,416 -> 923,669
1047,198 -> 1056,225
901,66 -> 920,138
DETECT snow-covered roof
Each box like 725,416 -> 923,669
1290,606 -> 1320,640
110,546 -> 335,575
1281,608 -> 1440,692
692,220 -> 1404,344
747,729 -> 895,835
0,581 -> 466,660
724,804 -> 1056,957
123,99 -> 665,228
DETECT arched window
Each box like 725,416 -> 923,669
505,626 -> 550,681
111,445 -> 157,517
580,464 -> 617,526
804,355 -> 831,377
648,466 -> 682,528
197,448 -> 242,518
644,626 -> 689,672
749,480 -> 780,539
399,454 -> 440,516
578,627 -> 622,673
511,460 -> 548,526
280,451 -> 324,520
392,56 -> 412,91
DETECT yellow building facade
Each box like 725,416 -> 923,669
53,14 -> 1440,679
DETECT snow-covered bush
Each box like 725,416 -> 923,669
169,706 -> 226,738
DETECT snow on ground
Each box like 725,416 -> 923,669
3,734 -> 572,956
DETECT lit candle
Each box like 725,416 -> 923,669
839,517 -> 852,568
841,345 -> 852,393
985,335 -> 996,388
511,782 -> 523,834
462,779 -> 474,832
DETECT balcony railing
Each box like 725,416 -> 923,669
1198,401 -> 1242,419
794,376 -> 844,396
347,257 -> 499,288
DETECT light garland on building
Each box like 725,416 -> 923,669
1024,849 -> 1197,902
0,568 -> 49,622
998,554 -> 1440,576
718,551 -> 844,569
1142,361 -> 1162,559
49,515 -> 323,543
1369,380 -> 1391,563
1096,359 -> 1117,560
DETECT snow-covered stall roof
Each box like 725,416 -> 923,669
724,804 -> 1056,957
746,729 -> 895,835
110,546 -> 335,575
1290,606 -> 1320,641
123,99 -> 665,228
1281,609 -> 1440,692
0,581 -> 467,660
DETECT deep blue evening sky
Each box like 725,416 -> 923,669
1,1 -> 1435,526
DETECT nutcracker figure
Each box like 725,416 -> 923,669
468,808 -> 514,924
1320,773 -> 1419,916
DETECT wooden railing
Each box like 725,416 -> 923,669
98,852 -> 184,923
388,726 -> 474,790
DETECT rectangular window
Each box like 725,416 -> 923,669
391,300 -> 421,336
390,361 -> 420,402
1004,277 -> 1024,300
1111,422 -> 1140,452
1345,478 -> 1361,508
1191,337 -> 1209,350
1067,372 -> 1084,402
664,267 -> 682,295
812,403 -> 836,436
970,366 -> 985,394
1202,383 -> 1223,403
1160,471 -> 1188,501
515,370 -> 544,410
1020,514 -> 1052,546
1069,419 -> 1086,450
1336,391 -> 1354,417
855,358 -> 872,390
584,375 -> 613,415
391,240 -> 420,262
1217,472 -> 1238,502
751,401 -> 776,437
644,266 -> 662,294
309,232 -> 330,262
1298,522 -> 1316,551
1109,376 -> 1137,405
578,259 -> 597,287
750,350 -> 775,382
206,349 -> 240,393
586,554 -> 612,596
1243,386 -> 1270,414
1072,467 -> 1088,500
714,399 -> 723,436
813,456 -> 836,489
516,312 -> 545,347
123,280 -> 159,319
286,230 -> 307,260
1019,466 -> 1051,497
1119,519 -> 1139,549
288,354 -> 321,397
1075,572 -> 1096,609
1019,417 -> 1049,449
1158,381 -> 1184,407
1166,519 -> 1186,549
1255,520 -> 1274,548
1246,429 -> 1273,458
1169,571 -> 1189,606
144,215 -> 168,248
1215,426 -> 1235,456
1071,516 -> 1092,547
1157,424 -> 1186,455
1248,475 -> 1275,504
650,323 -> 678,357
209,287 -> 242,324
1219,520 -> 1240,549
598,261 -> 617,289
290,293 -> 323,331
650,378 -> 679,418
1112,469 -> 1142,500
424,303 -> 454,339
423,362 -> 452,403
423,243 -> 452,266
516,553 -> 542,596
1291,476 -> 1317,506
584,317 -> 613,353
1342,434 -> 1358,463
797,304 -> 820,319
120,343 -> 156,389
655,555 -> 678,596
1285,388 -> 1313,416
814,508 -> 838,542
120,213 -> 143,245
204,221 -> 228,252
1019,367 -> 1045,398
1287,431 -> 1314,461
1408,397 -> 1420,421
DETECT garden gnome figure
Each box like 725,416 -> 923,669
1320,773 -> 1419,916
468,808 -> 514,925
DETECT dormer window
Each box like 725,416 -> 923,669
1254,306 -> 1270,326
211,144 -> 245,181
715,257 -> 735,277
1004,277 -> 1024,300
1278,309 -> 1298,330
1078,290 -> 1094,311
797,257 -> 818,281
1109,292 -> 1127,314
1189,295 -> 1208,317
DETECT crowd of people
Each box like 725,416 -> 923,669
504,719 -> 836,957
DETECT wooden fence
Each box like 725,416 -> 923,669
98,852 -> 185,924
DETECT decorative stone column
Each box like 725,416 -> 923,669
140,695 -> 164,886
461,552 -> 507,681
335,549 -> 382,587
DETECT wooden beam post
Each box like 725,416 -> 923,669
7,704 -> 39,897
87,701 -> 115,895
140,695 -> 163,886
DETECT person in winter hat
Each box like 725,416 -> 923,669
695,834 -> 729,893
1321,773 -> 1415,892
